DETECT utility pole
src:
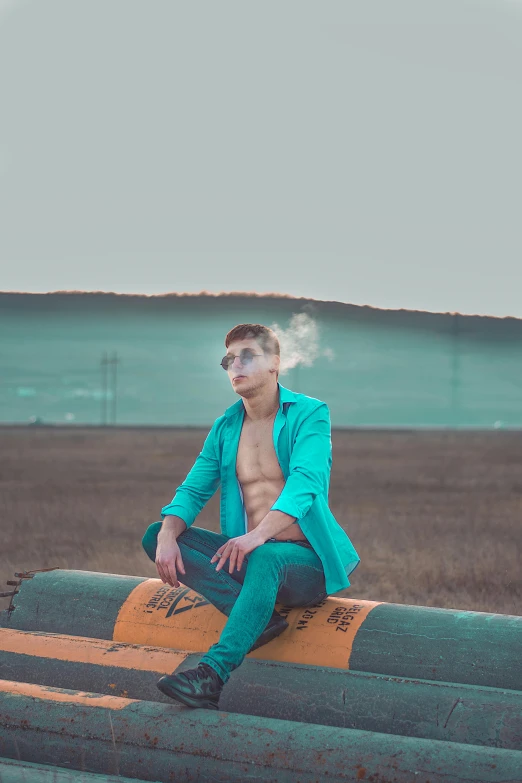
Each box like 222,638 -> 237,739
100,351 -> 120,426
100,351 -> 109,426
110,351 -> 119,425
450,313 -> 460,426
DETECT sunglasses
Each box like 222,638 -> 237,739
220,348 -> 264,371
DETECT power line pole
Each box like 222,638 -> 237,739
100,351 -> 109,426
100,351 -> 120,426
110,351 -> 119,425
450,313 -> 460,426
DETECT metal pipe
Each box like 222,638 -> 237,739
0,679 -> 521,783
1,569 -> 521,691
1,628 -> 521,750
0,757 -> 146,783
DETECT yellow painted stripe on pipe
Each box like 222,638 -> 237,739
0,679 -> 140,709
113,579 -> 382,669
0,628 -> 189,673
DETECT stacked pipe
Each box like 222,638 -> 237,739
0,568 -> 521,782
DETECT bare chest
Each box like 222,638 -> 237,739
236,417 -> 283,485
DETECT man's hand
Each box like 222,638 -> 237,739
155,530 -> 186,588
211,529 -> 266,574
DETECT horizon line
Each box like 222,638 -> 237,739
0,288 -> 520,322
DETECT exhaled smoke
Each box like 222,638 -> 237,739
270,312 -> 335,375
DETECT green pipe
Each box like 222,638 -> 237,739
2,568 -> 521,691
0,757 -> 150,783
1,628 -> 521,751
0,680 -> 521,783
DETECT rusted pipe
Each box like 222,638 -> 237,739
0,757 -> 146,783
0,628 -> 521,750
2,569 -> 520,691
1,679 -> 521,783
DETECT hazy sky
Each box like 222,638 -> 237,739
1,0 -> 521,317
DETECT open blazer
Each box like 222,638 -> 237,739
161,383 -> 360,595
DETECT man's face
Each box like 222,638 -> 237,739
224,338 -> 279,396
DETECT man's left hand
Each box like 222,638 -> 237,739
211,529 -> 266,574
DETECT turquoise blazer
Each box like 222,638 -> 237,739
161,382 -> 360,595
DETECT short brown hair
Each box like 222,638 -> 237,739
225,323 -> 280,378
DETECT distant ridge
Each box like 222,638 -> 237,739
0,290 -> 520,323
2,290 -> 522,427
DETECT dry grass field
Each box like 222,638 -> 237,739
1,426 -> 521,616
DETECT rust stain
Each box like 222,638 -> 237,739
0,679 -> 140,709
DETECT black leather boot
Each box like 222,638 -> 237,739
157,662 -> 224,709
249,611 -> 289,652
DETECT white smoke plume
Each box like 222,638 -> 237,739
270,311 -> 335,375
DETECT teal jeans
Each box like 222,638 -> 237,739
142,523 -> 328,683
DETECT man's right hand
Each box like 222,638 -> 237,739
155,530 -> 186,588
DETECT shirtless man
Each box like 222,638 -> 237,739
141,323 -> 360,709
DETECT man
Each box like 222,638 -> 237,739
141,323 -> 360,710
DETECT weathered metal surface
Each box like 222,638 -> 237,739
0,568 -> 61,616
351,601 -> 522,691
1,628 -> 522,751
1,680 -> 521,783
0,570 -> 144,638
1,569 -> 521,691
0,757 -> 151,783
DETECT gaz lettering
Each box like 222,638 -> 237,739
327,603 -> 364,632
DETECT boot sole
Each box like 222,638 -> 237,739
156,677 -> 220,710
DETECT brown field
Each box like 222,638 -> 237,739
1,427 -> 521,616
